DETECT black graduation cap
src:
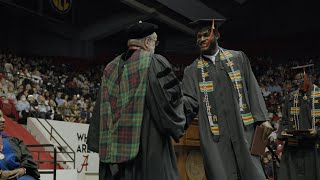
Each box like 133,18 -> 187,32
189,19 -> 225,31
291,64 -> 314,73
126,21 -> 158,40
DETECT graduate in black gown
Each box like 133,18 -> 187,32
278,65 -> 320,180
182,19 -> 273,180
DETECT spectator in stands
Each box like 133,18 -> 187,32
79,106 -> 88,124
283,80 -> 293,96
31,87 -> 39,103
1,78 -> 8,94
25,84 -> 33,96
36,96 -> 49,119
82,81 -> 90,95
87,106 -> 93,121
22,68 -> 31,79
55,92 -> 64,107
0,83 -> 6,98
69,95 -> 78,106
4,63 -> 13,81
47,99 -> 56,120
268,81 -> 282,93
260,82 -> 271,98
15,95 -> 30,124
88,21 -> 187,180
30,70 -> 42,85
77,96 -> 85,108
59,101 -> 72,118
16,85 -> 25,101
42,90 -> 50,102
27,95 -> 38,115
0,110 -> 40,180
5,85 -> 17,103
63,94 -> 69,105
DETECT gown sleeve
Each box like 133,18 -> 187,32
241,51 -> 269,123
181,66 -> 199,129
10,137 -> 40,179
146,54 -> 187,142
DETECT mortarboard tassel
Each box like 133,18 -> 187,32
303,67 -> 307,92
205,18 -> 215,48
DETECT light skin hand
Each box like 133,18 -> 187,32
260,121 -> 274,140
309,129 -> 317,136
281,129 -> 293,137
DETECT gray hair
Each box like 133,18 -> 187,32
127,32 -> 157,47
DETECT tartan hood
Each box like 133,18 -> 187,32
99,49 -> 152,163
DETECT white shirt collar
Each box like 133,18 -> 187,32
203,50 -> 219,64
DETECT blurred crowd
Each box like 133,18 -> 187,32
0,51 -> 104,124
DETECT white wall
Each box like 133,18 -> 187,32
27,118 -> 99,173
39,169 -> 98,180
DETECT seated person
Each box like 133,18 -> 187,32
15,95 -> 30,124
0,110 -> 40,180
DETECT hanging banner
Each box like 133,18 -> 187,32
50,0 -> 72,14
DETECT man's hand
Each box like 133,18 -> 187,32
280,129 -> 293,137
309,129 -> 317,137
7,168 -> 25,179
1,170 -> 15,179
260,121 -> 274,140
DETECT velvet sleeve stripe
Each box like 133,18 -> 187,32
163,79 -> 180,90
156,67 -> 171,78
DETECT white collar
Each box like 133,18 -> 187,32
203,50 -> 219,64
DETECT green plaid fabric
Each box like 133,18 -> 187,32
99,50 -> 152,163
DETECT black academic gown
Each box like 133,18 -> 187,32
87,51 -> 188,180
182,49 -> 268,180
1,134 -> 40,179
278,90 -> 320,180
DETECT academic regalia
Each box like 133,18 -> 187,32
87,21 -> 190,180
0,133 -> 40,180
182,18 -> 269,180
183,48 -> 269,180
278,64 -> 320,180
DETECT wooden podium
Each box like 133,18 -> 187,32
173,119 -> 207,180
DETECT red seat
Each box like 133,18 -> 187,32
8,99 -> 16,104
1,102 -> 13,116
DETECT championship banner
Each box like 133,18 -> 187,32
50,0 -> 72,14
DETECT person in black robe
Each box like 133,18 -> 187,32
87,21 -> 197,180
0,110 -> 40,180
278,66 -> 320,180
182,19 -> 273,180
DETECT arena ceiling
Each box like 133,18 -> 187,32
1,0 -> 319,57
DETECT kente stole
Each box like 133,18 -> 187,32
197,48 -> 254,141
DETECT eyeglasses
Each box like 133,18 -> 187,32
148,38 -> 159,46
